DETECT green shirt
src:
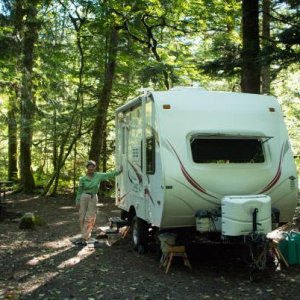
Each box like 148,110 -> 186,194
75,170 -> 120,204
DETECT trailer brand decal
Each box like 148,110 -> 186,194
127,161 -> 142,183
127,160 -> 155,205
145,187 -> 155,205
167,140 -> 218,199
259,142 -> 287,193
117,193 -> 128,204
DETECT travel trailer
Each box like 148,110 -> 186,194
115,87 -> 298,251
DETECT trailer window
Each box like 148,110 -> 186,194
191,138 -> 264,163
141,137 -> 156,174
146,136 -> 155,174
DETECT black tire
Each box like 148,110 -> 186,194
132,216 -> 148,253
120,209 -> 129,221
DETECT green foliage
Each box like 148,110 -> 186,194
273,65 -> 300,166
0,0 -> 299,191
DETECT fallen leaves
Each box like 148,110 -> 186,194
1,194 -> 300,300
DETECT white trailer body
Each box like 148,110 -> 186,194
115,87 -> 298,231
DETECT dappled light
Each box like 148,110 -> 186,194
1,192 -> 300,299
1,0 -> 300,298
57,247 -> 95,269
59,206 -> 75,210
20,272 -> 58,295
42,236 -> 77,249
26,247 -> 69,266
17,196 -> 40,203
49,220 -> 73,227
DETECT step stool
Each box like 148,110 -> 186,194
161,245 -> 192,274
108,217 -> 129,233
269,239 -> 289,268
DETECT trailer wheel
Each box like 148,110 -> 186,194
132,216 -> 148,254
120,209 -> 129,221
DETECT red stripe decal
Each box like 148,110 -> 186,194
167,140 -> 217,199
128,160 -> 142,183
259,142 -> 285,193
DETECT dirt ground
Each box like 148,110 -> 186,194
1,193 -> 300,300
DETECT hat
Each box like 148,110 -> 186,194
86,160 -> 96,167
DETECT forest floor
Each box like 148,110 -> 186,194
1,193 -> 300,300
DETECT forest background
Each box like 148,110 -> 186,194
0,0 -> 299,196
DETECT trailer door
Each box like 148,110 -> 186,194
115,113 -> 128,208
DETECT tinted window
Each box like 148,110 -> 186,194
141,136 -> 156,173
191,138 -> 264,163
146,136 -> 155,173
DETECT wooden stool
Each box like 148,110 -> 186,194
161,245 -> 192,273
269,240 -> 289,268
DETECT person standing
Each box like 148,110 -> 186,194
75,160 -> 122,245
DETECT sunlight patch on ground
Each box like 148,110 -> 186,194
0,231 -> 30,251
26,248 -> 67,266
57,247 -> 95,269
59,206 -> 75,210
21,240 -> 95,296
19,271 -> 58,294
20,237 -> 95,296
18,196 -> 40,203
42,237 -> 75,249
49,220 -> 72,227
24,237 -> 75,266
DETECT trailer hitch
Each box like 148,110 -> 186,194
252,208 -> 262,232
244,208 -> 268,282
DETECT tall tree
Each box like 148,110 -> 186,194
261,0 -> 271,94
19,0 -> 40,193
8,86 -> 18,181
241,0 -> 260,93
0,0 -> 23,181
8,0 -> 24,182
89,26 -> 119,166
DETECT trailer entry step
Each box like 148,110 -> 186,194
109,217 -> 129,232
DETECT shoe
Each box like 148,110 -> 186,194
75,240 -> 87,246
87,238 -> 98,244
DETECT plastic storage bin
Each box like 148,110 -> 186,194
279,231 -> 300,265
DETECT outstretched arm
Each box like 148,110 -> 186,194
102,166 -> 123,181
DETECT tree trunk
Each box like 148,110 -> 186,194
7,0 -> 23,182
8,91 -> 18,181
89,27 -> 119,166
73,142 -> 77,195
241,0 -> 261,94
261,0 -> 271,94
52,108 -> 58,169
19,0 -> 39,193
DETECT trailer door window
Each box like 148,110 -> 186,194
191,138 -> 264,163
146,136 -> 155,174
141,136 -> 156,174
